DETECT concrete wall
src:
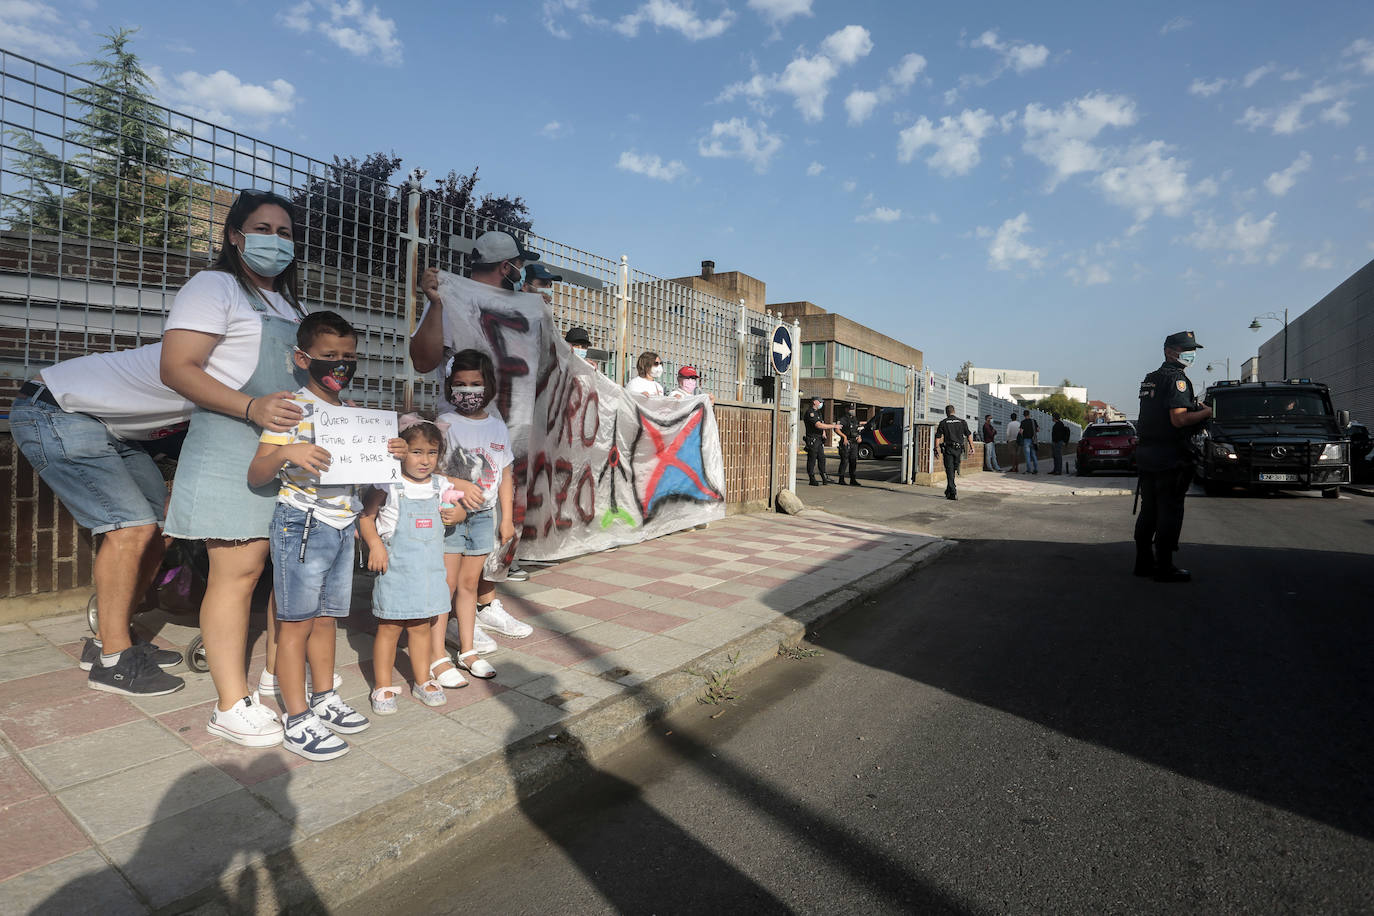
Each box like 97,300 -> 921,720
1258,257 -> 1373,422
967,367 -> 1039,386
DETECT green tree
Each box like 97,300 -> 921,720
5,28 -> 197,248
1032,392 -> 1088,425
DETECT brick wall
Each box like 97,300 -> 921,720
2,438 -> 93,598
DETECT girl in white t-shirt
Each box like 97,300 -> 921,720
358,418 -> 464,712
625,350 -> 665,398
436,350 -> 516,681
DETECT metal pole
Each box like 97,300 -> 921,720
788,318 -> 801,493
736,299 -> 747,402
1283,307 -> 1288,378
616,255 -> 630,385
400,167 -> 427,412
768,313 -> 778,507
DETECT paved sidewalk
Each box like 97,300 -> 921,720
0,510 -> 943,914
953,466 -> 1135,497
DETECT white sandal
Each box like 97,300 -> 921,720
457,649 -> 495,679
430,657 -> 466,689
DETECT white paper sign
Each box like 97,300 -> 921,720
313,405 -> 401,485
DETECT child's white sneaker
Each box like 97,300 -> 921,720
476,599 -> 533,638
309,690 -> 370,734
282,711 -> 349,761
257,668 -> 342,705
206,693 -> 284,747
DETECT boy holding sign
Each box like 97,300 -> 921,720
247,311 -> 371,761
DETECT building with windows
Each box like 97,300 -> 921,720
975,382 -> 1089,405
668,260 -> 767,313
772,300 -> 922,432
966,367 -> 1039,386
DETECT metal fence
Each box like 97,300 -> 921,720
920,370 -> 1082,443
0,47 -> 775,416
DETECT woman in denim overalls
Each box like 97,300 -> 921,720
161,190 -> 309,748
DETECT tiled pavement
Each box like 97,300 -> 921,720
0,510 -> 938,914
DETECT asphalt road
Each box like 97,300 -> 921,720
344,480 -> 1374,915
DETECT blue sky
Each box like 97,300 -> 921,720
9,0 -> 1374,409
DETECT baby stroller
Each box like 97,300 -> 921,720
86,538 -> 211,672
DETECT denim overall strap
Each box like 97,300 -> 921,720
372,480 -> 450,620
164,310 -> 301,540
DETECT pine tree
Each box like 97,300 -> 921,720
5,28 -> 197,249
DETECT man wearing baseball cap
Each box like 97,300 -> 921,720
1133,330 -> 1212,582
525,262 -> 562,306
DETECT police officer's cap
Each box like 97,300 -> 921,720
1164,330 -> 1203,351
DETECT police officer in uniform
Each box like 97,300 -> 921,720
933,404 -> 973,500
1134,330 -> 1213,582
835,405 -> 862,487
803,396 -> 842,486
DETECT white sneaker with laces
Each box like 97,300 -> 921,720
446,617 -> 500,655
207,692 -> 284,747
476,599 -> 533,638
258,668 -> 343,705
282,711 -> 349,762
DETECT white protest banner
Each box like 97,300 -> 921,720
430,273 -> 727,576
312,404 -> 401,486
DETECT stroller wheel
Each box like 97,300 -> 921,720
86,594 -> 99,635
186,635 -> 209,673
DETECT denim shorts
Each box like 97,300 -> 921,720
270,503 -> 355,622
443,507 -> 494,556
9,394 -> 167,535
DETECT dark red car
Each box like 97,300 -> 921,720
1076,422 -> 1137,475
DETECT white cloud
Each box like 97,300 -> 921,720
841,179 -> 857,192
820,24 -> 873,65
1185,211 -> 1278,263
897,108 -> 997,176
844,90 -> 880,125
1264,151 -> 1312,196
615,0 -> 735,40
1242,63 -> 1276,88
747,0 -> 811,25
856,206 -> 901,223
806,160 -> 824,176
698,118 -> 783,172
1021,92 -> 1138,188
1188,77 -> 1229,97
971,30 -> 1050,74
1344,38 -> 1374,74
1066,259 -> 1112,286
1159,16 -> 1192,36
541,0 -> 597,39
1095,140 -> 1213,221
1237,82 -> 1356,134
1357,145 -> 1369,163
1281,69 -> 1303,81
1300,242 -> 1335,270
984,212 -> 1046,270
280,0 -> 403,65
889,53 -> 928,89
718,25 -> 871,122
0,0 -> 82,58
155,68 -> 297,127
617,149 -> 687,181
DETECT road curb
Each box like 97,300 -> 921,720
173,532 -> 954,915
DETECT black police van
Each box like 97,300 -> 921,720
858,407 -> 905,459
1194,379 -> 1352,498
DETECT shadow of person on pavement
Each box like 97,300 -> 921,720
31,758 -> 323,914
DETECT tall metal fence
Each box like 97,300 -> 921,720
0,47 -> 777,416
919,370 -> 1082,443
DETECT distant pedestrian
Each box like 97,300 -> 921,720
981,414 -> 1001,471
934,405 -> 973,500
836,405 -> 861,486
1050,413 -> 1070,474
1020,410 -> 1039,474
803,396 -> 842,486
1006,413 -> 1021,472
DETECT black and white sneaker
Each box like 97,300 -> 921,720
87,645 -> 186,697
282,712 -> 350,761
309,691 -> 371,735
80,636 -> 183,671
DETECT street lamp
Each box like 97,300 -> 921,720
1205,357 -> 1231,379
1249,308 -> 1288,378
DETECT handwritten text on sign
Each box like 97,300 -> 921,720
313,405 -> 400,485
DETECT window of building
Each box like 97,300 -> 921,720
800,341 -> 827,378
832,343 -> 907,392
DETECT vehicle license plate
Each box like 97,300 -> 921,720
1258,473 -> 1298,482
1099,449 -> 1121,456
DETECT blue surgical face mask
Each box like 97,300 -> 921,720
573,347 -> 588,360
240,232 -> 295,277
1178,351 -> 1196,366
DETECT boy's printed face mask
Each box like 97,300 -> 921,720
680,378 -> 698,393
450,385 -> 487,415
297,349 -> 357,391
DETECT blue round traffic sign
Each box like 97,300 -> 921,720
771,326 -> 793,375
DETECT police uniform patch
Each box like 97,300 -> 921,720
1176,380 -> 1187,392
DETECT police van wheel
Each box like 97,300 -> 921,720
857,445 -> 874,460
1322,486 -> 1340,499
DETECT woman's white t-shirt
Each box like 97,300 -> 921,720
163,271 -> 301,391
40,342 -> 192,440
626,376 -> 664,398
436,410 -> 513,511
372,477 -> 444,538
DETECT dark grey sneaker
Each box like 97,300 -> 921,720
88,646 -> 186,697
79,636 -> 183,671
